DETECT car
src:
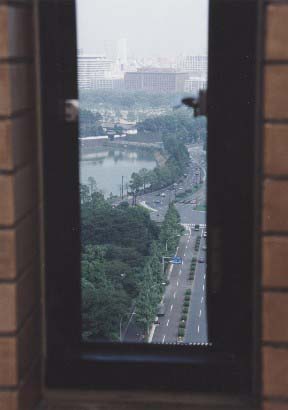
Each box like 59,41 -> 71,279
153,320 -> 160,325
160,193 -> 166,197
202,245 -> 207,251
199,256 -> 205,263
203,231 -> 207,238
154,199 -> 161,204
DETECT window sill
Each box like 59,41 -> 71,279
42,389 -> 259,410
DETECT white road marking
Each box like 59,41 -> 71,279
184,253 -> 186,257
170,304 -> 173,312
198,325 -> 200,333
179,269 -> 182,276
185,245 -> 188,249
166,319 -> 170,326
203,284 -> 205,291
162,335 -> 166,343
176,281 -> 179,286
201,296 -> 204,303
204,274 -> 206,279
173,291 -> 176,299
199,309 -> 202,317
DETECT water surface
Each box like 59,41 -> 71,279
80,148 -> 156,197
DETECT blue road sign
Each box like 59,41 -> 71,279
170,256 -> 183,264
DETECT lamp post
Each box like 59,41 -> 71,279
119,310 -> 136,342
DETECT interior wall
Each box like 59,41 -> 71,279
262,2 -> 288,409
0,1 -> 42,409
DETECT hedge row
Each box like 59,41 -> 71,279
194,236 -> 201,252
178,290 -> 192,338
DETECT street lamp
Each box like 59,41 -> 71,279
119,311 -> 136,342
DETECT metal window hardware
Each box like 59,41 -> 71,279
65,99 -> 79,122
182,89 -> 207,117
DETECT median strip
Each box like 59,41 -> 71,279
177,288 -> 192,343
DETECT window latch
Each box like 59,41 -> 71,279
181,90 -> 207,117
65,99 -> 79,122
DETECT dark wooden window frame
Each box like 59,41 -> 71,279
39,0 -> 262,396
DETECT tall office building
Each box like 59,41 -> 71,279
77,55 -> 113,89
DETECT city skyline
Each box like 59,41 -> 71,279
76,0 -> 209,59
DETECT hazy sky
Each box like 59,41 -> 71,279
76,0 -> 209,58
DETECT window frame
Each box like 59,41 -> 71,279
39,0 -> 261,395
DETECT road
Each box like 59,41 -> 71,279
123,144 -> 208,344
184,228 -> 208,344
151,213 -> 208,344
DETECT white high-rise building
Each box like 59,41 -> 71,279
184,77 -> 207,96
177,55 -> 208,78
77,55 -> 113,89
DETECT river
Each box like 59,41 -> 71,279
80,147 -> 156,197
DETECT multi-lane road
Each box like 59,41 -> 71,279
122,144 -> 208,344
151,215 -> 208,344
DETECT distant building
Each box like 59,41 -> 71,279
184,77 -> 207,96
117,38 -> 128,70
124,69 -> 189,92
89,78 -> 124,90
177,55 -> 208,78
77,55 -> 113,89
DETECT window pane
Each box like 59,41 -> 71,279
76,0 -> 209,344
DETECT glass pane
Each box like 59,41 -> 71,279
76,0 -> 209,344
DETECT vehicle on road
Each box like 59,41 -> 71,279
160,193 -> 166,197
153,320 -> 160,325
154,199 -> 161,204
202,245 -> 207,250
157,304 -> 166,316
203,231 -> 207,238
194,224 -> 200,231
199,256 -> 205,263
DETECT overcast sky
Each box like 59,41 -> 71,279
76,0 -> 209,58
